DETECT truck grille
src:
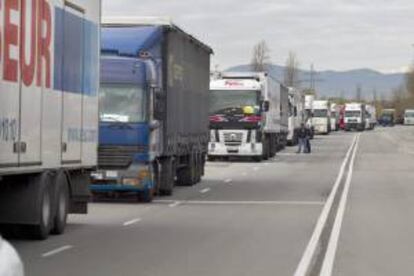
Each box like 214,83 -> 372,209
98,145 -> 148,169
223,132 -> 243,146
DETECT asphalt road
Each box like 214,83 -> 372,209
9,126 -> 414,276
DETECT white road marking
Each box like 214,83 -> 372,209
200,188 -> 211,194
42,245 -> 73,258
294,135 -> 359,276
320,135 -> 360,276
253,167 -> 260,171
123,218 -> 142,226
154,200 -> 324,206
168,201 -> 181,208
224,178 -> 233,184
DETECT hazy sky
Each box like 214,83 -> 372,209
103,0 -> 414,73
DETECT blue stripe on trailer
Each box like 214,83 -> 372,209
53,7 -> 99,96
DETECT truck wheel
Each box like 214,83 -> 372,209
139,189 -> 154,203
177,155 -> 197,186
29,173 -> 53,240
262,137 -> 270,160
51,172 -> 69,235
159,158 -> 174,196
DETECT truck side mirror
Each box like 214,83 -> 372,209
262,101 -> 270,112
152,87 -> 165,121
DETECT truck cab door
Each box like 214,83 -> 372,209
60,4 -> 85,164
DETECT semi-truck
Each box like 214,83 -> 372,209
344,103 -> 366,131
0,0 -> 101,239
287,87 -> 304,145
304,95 -> 315,138
404,109 -> 414,125
312,100 -> 331,134
208,72 -> 289,161
91,18 -> 212,199
365,104 -> 377,130
379,109 -> 396,127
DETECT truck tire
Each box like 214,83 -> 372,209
139,189 -> 154,203
177,155 -> 197,186
262,136 -> 270,160
159,158 -> 174,196
51,172 -> 69,235
29,173 -> 54,240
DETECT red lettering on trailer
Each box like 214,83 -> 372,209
20,0 -> 37,86
1,0 -> 52,87
0,0 -> 2,66
3,0 -> 19,82
36,0 -> 51,88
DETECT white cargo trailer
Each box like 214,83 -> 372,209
287,87 -> 304,145
0,0 -> 100,239
330,103 -> 339,131
365,104 -> 377,130
312,100 -> 331,134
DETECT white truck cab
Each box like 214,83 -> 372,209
404,109 -> 414,125
344,103 -> 366,131
312,100 -> 330,134
209,72 -> 288,161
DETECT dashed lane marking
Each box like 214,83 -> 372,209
200,188 -> 211,194
42,245 -> 73,258
123,218 -> 142,226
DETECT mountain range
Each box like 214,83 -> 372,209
227,64 -> 406,100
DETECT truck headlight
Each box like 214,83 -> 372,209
138,169 -> 150,180
122,178 -> 140,186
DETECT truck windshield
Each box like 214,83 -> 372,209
209,90 -> 260,114
405,112 -> 414,118
345,111 -> 361,118
99,84 -> 147,123
314,109 -> 328,117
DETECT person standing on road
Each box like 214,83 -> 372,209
297,123 -> 308,154
305,125 -> 312,154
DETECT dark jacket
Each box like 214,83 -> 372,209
298,127 -> 310,139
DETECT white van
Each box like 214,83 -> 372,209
404,109 -> 414,125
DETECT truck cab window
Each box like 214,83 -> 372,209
99,84 -> 147,123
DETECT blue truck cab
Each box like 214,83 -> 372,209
91,19 -> 212,201
90,38 -> 160,202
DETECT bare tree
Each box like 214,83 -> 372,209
250,40 -> 271,72
406,67 -> 414,99
283,51 -> 300,87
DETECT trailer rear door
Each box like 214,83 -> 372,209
61,3 -> 85,164
19,0 -> 43,166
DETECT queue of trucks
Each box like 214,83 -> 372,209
0,2 -> 411,241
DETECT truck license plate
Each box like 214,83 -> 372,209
106,171 -> 118,178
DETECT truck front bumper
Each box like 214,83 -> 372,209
208,142 -> 263,157
90,166 -> 154,193
314,125 -> 328,134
